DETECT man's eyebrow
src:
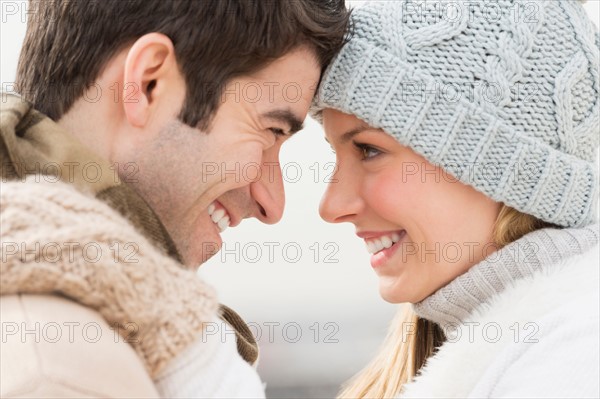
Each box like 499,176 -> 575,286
262,110 -> 304,134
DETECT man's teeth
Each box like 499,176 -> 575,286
208,202 -> 230,233
365,232 -> 402,255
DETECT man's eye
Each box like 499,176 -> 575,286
269,128 -> 286,137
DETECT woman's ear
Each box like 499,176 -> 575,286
122,32 -> 179,127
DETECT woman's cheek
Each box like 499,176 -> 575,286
376,167 -> 427,213
363,171 -> 405,214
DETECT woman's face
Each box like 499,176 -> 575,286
320,109 -> 502,303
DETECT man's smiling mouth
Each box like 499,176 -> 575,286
208,201 -> 231,232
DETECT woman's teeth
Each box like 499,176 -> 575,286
365,232 -> 402,254
208,202 -> 230,233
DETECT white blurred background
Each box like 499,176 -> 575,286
2,1 -> 599,397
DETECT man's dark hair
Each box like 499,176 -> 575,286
16,0 -> 351,129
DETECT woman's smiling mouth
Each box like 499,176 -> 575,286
357,230 -> 407,268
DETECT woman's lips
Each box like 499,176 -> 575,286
368,230 -> 407,269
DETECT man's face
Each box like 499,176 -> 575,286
125,45 -> 321,268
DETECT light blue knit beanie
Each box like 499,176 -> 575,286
312,0 -> 599,228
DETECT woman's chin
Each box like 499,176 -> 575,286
378,280 -> 428,304
378,283 -> 409,304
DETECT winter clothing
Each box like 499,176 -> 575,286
0,93 -> 263,397
154,317 -> 266,398
0,294 -> 161,398
312,0 -> 600,228
404,224 -> 599,398
413,223 -> 599,328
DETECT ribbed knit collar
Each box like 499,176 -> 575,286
413,224 -> 600,329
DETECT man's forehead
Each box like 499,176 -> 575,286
246,45 -> 320,81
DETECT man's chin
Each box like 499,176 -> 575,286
168,211 -> 226,268
199,246 -> 221,266
178,240 -> 223,269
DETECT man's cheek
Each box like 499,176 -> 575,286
200,161 -> 221,185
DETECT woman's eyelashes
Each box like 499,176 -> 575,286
354,141 -> 383,160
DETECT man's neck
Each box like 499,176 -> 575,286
56,52 -> 130,163
56,97 -> 116,162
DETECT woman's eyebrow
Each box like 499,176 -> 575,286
341,124 -> 388,143
340,127 -> 368,143
324,125 -> 380,144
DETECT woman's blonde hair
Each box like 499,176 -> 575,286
338,205 -> 556,398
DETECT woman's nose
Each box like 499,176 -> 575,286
319,161 -> 364,224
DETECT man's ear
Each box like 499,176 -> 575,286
122,33 -> 179,127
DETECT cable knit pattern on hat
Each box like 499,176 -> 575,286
0,177 -> 218,378
312,0 -> 600,228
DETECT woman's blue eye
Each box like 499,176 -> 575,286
355,143 -> 382,160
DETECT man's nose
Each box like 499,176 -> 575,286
319,161 -> 363,224
249,152 -> 285,224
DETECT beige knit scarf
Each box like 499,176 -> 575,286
0,94 -> 258,377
